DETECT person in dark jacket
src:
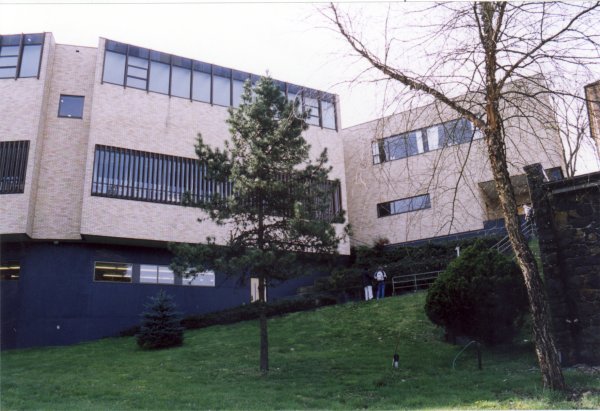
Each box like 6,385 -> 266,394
374,266 -> 388,299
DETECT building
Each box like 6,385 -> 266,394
585,80 -> 600,157
341,91 -> 565,247
0,32 -> 348,349
1,32 -> 568,349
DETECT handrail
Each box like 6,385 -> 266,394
392,270 -> 443,295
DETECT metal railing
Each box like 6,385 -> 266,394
490,219 -> 535,255
392,270 -> 443,295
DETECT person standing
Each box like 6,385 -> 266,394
362,268 -> 373,301
374,266 -> 387,299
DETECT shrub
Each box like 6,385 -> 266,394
424,241 -> 528,345
136,291 -> 184,349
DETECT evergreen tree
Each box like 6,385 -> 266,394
136,290 -> 184,349
171,76 -> 345,373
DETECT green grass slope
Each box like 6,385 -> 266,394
1,293 -> 598,410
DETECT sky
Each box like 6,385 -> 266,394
1,0 -> 599,172
0,0 -> 384,128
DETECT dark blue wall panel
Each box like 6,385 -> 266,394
1,241 -> 326,350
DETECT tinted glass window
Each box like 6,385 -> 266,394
377,194 -> 431,218
213,75 -> 230,106
149,61 -> 170,94
232,79 -> 245,107
103,51 -> 125,85
171,66 -> 191,98
192,70 -> 211,103
322,101 -> 336,129
304,96 -> 320,126
19,45 -> 42,77
182,271 -> 215,287
58,95 -> 84,119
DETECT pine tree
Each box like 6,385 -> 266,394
136,290 -> 184,349
171,76 -> 345,373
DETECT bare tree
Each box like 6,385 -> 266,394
327,1 -> 600,390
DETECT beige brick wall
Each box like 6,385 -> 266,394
79,39 -> 350,254
32,44 -> 97,239
0,33 -> 55,237
342,95 -> 565,247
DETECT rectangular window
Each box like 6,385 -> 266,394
0,33 -> 44,79
321,100 -> 336,129
181,270 -> 216,287
171,65 -> 191,99
375,118 -> 479,164
545,167 -> 564,181
0,261 -> 20,281
58,95 -> 84,119
377,194 -> 431,218
140,265 -> 175,284
94,262 -> 133,283
103,50 -> 126,85
0,140 -> 29,194
213,66 -> 231,107
148,60 -> 170,94
192,68 -> 211,103
304,95 -> 320,127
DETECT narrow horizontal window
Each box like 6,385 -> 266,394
182,270 -> 216,287
377,194 -> 431,218
94,262 -> 133,283
58,95 -> 84,119
0,261 -> 20,281
375,118 -> 480,165
0,140 -> 29,194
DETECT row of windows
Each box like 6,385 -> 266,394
0,261 -> 20,281
101,40 -> 337,129
0,140 -> 29,194
377,194 -> 431,218
0,33 -> 44,79
91,145 -> 343,220
372,118 -> 482,164
94,261 -> 215,286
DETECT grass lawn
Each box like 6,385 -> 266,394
1,293 -> 598,410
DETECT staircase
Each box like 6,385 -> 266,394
490,219 -> 536,256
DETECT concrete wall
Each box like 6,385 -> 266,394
526,164 -> 600,366
342,90 -> 565,247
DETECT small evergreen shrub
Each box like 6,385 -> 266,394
136,291 -> 184,349
424,241 -> 528,345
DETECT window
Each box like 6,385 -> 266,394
0,33 -> 44,79
58,95 -> 84,118
0,261 -> 20,281
373,118 -> 481,164
91,145 -> 233,205
140,265 -> 175,284
377,194 -> 431,218
322,100 -> 337,130
181,271 -> 215,287
0,140 -> 29,194
94,262 -> 133,283
99,39 -> 338,129
545,167 -> 564,182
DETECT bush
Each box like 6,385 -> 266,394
424,241 -> 528,345
136,291 -> 184,349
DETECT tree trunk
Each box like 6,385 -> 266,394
484,128 -> 566,391
258,274 -> 269,374
480,2 -> 565,390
